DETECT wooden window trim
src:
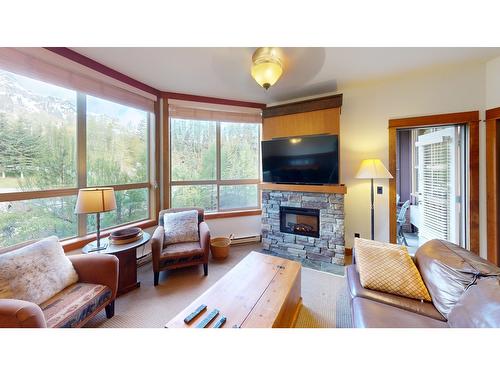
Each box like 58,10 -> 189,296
0,85 -> 159,248
0,182 -> 151,203
388,111 -> 480,254
168,115 -> 262,213
205,209 -> 262,220
486,107 -> 500,265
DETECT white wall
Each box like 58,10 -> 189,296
486,56 -> 500,108
340,62 -> 487,257
205,215 -> 262,238
201,58 -> 500,259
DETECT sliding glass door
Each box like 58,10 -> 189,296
396,125 -> 467,250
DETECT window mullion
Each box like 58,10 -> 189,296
76,93 -> 87,237
216,121 -> 221,211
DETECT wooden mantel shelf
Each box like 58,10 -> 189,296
260,183 -> 347,195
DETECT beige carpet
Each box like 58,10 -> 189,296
85,244 -> 352,328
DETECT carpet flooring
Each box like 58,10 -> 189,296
85,244 -> 353,328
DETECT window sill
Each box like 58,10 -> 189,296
61,219 -> 157,252
204,209 -> 262,220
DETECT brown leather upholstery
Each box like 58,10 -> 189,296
350,239 -> 500,328
0,299 -> 47,328
68,254 -> 119,301
447,276 -> 500,328
346,265 -> 445,321
352,298 -> 448,328
0,246 -> 119,328
415,239 -> 500,317
151,207 -> 210,285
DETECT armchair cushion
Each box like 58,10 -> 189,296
39,283 -> 112,328
163,209 -> 200,245
0,236 -> 78,304
161,242 -> 203,260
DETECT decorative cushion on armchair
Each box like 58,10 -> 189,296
163,209 -> 200,245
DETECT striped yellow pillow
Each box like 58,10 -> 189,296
355,238 -> 431,302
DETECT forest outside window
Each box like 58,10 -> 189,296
0,67 -> 155,247
169,103 -> 261,213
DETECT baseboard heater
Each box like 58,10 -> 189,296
230,234 -> 262,246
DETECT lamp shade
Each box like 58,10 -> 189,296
355,159 -> 393,179
251,61 -> 283,89
75,187 -> 117,214
251,47 -> 283,89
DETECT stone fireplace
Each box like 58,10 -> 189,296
261,190 -> 345,265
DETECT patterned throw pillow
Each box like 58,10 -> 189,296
0,236 -> 79,304
163,210 -> 200,245
355,238 -> 432,302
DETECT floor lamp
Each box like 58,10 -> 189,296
75,187 -> 117,251
355,159 -> 393,240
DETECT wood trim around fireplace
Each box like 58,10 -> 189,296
388,111 -> 480,254
260,183 -> 347,195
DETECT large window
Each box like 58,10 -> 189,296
170,112 -> 261,212
0,68 -> 154,247
86,95 -> 150,231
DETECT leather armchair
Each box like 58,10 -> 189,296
151,207 -> 211,286
0,252 -> 118,328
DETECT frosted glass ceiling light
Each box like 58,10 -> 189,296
251,47 -> 283,90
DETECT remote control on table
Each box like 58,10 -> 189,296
183,304 -> 207,324
196,309 -> 219,328
213,316 -> 227,328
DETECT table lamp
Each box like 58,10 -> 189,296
75,187 -> 117,251
355,159 -> 393,240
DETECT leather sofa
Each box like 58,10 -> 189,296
0,242 -> 119,328
347,239 -> 500,328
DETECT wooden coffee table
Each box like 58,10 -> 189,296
165,251 -> 302,328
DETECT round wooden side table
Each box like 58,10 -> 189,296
82,232 -> 151,296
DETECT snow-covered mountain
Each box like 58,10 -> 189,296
0,71 -> 76,122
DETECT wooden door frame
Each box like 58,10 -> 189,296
388,111 -> 480,254
486,107 -> 500,265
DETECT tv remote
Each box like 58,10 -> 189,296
213,316 -> 227,328
183,304 -> 207,324
196,309 -> 219,328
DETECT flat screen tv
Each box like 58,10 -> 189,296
262,135 -> 339,185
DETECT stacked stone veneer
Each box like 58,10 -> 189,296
261,190 -> 345,265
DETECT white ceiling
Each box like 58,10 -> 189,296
71,47 -> 500,104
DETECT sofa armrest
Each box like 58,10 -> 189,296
199,221 -> 211,260
151,226 -> 165,272
0,299 -> 47,328
68,254 -> 119,301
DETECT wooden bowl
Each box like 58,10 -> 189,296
110,227 -> 142,241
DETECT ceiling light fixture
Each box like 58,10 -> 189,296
251,47 -> 283,90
